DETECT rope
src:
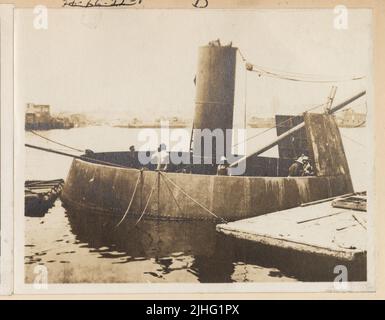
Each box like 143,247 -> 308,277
135,174 -> 158,225
340,133 -> 366,148
28,130 -> 85,153
249,65 -> 365,83
159,171 -> 228,224
238,48 -> 365,83
115,170 -> 142,227
237,48 -> 247,62
160,173 -> 184,215
235,49 -> 367,149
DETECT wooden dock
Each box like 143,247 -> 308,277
216,194 -> 367,262
25,179 -> 64,217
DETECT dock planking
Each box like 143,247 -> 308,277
216,196 -> 366,262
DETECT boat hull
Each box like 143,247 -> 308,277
61,158 -> 353,222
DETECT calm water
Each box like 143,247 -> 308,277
24,126 -> 369,283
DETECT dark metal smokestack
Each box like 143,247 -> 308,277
192,41 -> 237,162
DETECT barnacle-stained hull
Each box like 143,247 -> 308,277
61,162 -> 353,222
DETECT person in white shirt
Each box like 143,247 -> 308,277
217,156 -> 230,176
151,143 -> 169,171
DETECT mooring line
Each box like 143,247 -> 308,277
160,173 -> 184,216
238,48 -> 366,83
340,133 -> 366,148
159,172 -> 228,224
135,175 -> 158,226
115,170 -> 142,228
28,130 -> 85,153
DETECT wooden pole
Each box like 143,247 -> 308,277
25,143 -> 128,168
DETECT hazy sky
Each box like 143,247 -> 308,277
15,9 -> 371,124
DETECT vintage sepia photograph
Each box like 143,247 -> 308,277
14,7 -> 373,292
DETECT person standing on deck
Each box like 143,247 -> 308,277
151,143 -> 169,171
128,145 -> 140,169
288,155 -> 305,177
302,156 -> 314,176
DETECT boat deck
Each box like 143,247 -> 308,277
216,195 -> 367,262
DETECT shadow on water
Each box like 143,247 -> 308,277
66,208 -> 366,282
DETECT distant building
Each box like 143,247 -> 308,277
335,108 -> 366,128
25,103 -> 74,130
26,103 -> 51,115
25,103 -> 52,130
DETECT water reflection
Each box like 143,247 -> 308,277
66,210 -> 236,283
24,200 -> 366,283
62,207 -> 366,282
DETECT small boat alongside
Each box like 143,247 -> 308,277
25,179 -> 64,217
